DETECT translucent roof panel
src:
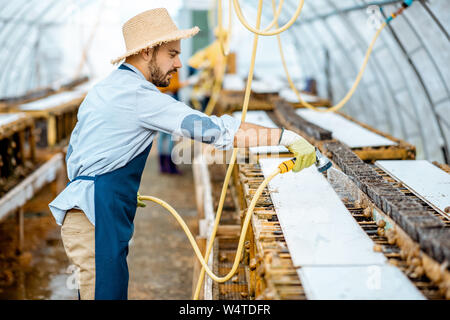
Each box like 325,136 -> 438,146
0,0 -> 448,163
235,0 -> 449,163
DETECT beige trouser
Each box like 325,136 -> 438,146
61,209 -> 96,300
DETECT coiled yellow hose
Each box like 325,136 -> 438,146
275,8 -> 387,113
190,0 -> 266,299
138,159 -> 295,280
233,0 -> 304,36
139,0 -> 304,300
139,0 -> 393,300
139,168 -> 279,282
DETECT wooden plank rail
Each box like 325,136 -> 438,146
236,163 -> 306,300
274,98 -> 416,162
236,160 -> 447,299
376,160 -> 450,218
0,113 -> 36,197
0,152 -> 64,222
13,87 -> 88,148
274,99 -> 333,141
323,141 -> 450,297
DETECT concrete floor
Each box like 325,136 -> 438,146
128,147 -> 197,299
0,146 -> 197,300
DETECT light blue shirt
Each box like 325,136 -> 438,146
49,63 -> 241,226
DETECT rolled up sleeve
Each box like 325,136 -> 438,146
136,84 -> 241,150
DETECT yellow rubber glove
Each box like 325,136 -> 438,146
279,129 -> 316,172
137,192 -> 146,208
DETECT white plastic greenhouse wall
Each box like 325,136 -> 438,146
0,0 -> 448,162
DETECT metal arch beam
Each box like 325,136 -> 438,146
381,11 -> 449,163
283,2 -> 370,118
307,26 -> 369,117
287,0 -> 404,25
0,1 -> 23,16
0,0 -> 66,96
400,11 -> 450,111
419,0 -> 449,42
11,1 -> 85,95
304,0 -> 392,132
2,0 -> 96,97
294,22 -> 371,120
324,0 -> 407,139
289,1 -> 382,126
278,0 -> 435,160
357,0 -> 439,159
256,2 -> 324,79
359,0 -> 433,159
246,0 -> 367,117
241,1 -> 327,91
0,0 -> 36,46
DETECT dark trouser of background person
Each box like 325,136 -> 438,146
158,132 -> 181,174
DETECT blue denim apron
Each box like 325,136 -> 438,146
68,63 -> 152,299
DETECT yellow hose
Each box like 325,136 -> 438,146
192,0 -> 266,299
260,0 -> 284,32
138,0 -> 406,300
218,0 -> 232,56
152,0 -> 303,299
233,0 -> 304,36
272,0 -> 387,112
139,168 -> 279,283
139,0 -> 303,299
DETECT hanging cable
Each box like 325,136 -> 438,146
274,0 -> 414,113
233,0 -> 304,36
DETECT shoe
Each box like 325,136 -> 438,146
159,154 -> 169,173
167,155 -> 182,175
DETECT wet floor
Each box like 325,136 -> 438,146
0,146 -> 197,299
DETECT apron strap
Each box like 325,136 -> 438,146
118,64 -> 136,74
67,175 -> 96,187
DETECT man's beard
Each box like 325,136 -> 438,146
148,60 -> 176,87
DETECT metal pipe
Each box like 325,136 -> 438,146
381,10 -> 449,163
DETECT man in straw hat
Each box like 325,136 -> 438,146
49,8 -> 316,300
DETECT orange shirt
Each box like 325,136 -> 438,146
158,72 -> 181,94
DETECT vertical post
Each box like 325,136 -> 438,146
324,48 -> 332,103
47,114 -> 56,147
29,123 -> 36,163
18,130 -> 25,165
16,207 -> 24,253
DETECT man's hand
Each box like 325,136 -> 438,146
279,129 -> 316,172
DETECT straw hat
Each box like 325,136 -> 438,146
111,8 -> 200,65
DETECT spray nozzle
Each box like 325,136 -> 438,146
315,148 -> 332,173
277,148 -> 332,174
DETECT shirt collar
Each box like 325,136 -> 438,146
122,63 -> 146,80
122,63 -> 158,91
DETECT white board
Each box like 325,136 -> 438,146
259,157 -> 425,300
19,91 -> 85,111
279,88 -> 321,103
233,111 -> 278,128
251,80 -> 280,94
296,109 -> 397,148
233,111 -> 289,155
222,74 -> 245,91
376,160 -> 450,215
0,113 -> 27,127
259,158 -> 386,266
300,265 -> 424,300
